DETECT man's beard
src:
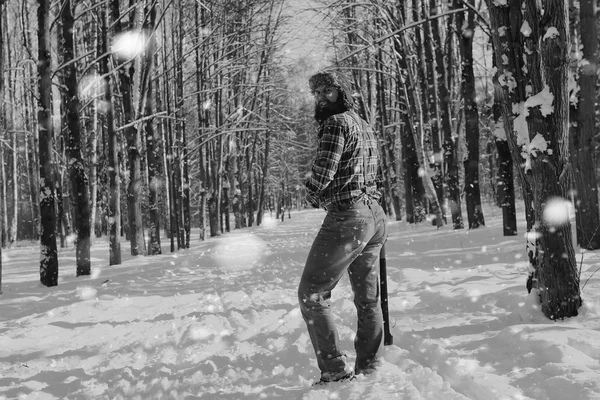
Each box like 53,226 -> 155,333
314,99 -> 346,122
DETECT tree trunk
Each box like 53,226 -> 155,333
61,0 -> 91,276
101,8 -> 121,266
570,0 -> 600,250
256,125 -> 270,226
392,11 -> 426,223
84,14 -> 99,244
487,0 -> 582,319
457,1 -> 485,229
144,4 -> 161,255
6,19 -> 16,247
168,7 -> 183,249
236,137 -> 247,228
38,0 -> 59,286
400,30 -> 444,227
246,141 -> 255,227
423,0 -> 445,223
440,2 -> 464,229
208,139 -> 220,237
159,15 -> 177,252
194,1 -> 207,241
21,3 -> 40,239
0,139 -> 5,247
111,0 -> 145,256
525,0 -> 581,318
177,0 -> 190,249
492,57 -> 517,236
375,43 -> 401,221
0,0 -> 4,292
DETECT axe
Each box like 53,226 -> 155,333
380,243 -> 393,345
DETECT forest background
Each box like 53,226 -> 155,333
0,0 -> 598,320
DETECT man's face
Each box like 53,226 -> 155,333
312,85 -> 339,111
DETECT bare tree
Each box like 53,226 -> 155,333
456,0 -> 485,229
38,0 -> 59,286
143,1 -> 161,255
111,0 -> 146,256
194,0 -> 208,240
101,7 -> 121,265
433,1 -> 463,229
61,0 -> 92,276
0,0 -> 4,294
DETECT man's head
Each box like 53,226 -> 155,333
309,70 -> 355,122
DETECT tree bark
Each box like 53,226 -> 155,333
525,0 -> 581,318
0,0 -> 4,293
143,3 -> 161,255
101,8 -> 121,266
494,114 -> 517,237
492,54 -> 517,236
111,0 -> 146,256
20,2 -> 40,240
6,10 -> 16,247
61,0 -> 91,276
487,0 -> 582,319
423,0 -> 445,223
456,0 -> 485,229
176,0 -> 190,248
38,0 -> 59,286
194,0 -> 207,241
569,0 -> 600,250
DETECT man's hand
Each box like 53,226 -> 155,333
306,192 -> 320,209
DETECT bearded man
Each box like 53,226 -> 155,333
298,70 -> 388,384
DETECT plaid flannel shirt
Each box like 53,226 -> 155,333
305,110 -> 381,210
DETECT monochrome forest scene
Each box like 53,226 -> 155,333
1,0 -> 600,399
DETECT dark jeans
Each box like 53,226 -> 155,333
298,198 -> 388,378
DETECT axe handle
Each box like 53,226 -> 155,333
379,243 -> 393,345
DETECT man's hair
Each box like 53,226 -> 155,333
309,70 -> 355,112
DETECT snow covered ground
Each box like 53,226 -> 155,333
1,204 -> 600,399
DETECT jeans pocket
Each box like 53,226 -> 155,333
338,216 -> 370,248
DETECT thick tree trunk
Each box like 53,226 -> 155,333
62,0 -> 91,276
457,1 -> 485,229
570,0 -> 600,250
38,0 -> 59,286
525,0 -> 581,318
487,0 -> 582,319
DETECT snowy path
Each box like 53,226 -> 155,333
1,208 -> 600,399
